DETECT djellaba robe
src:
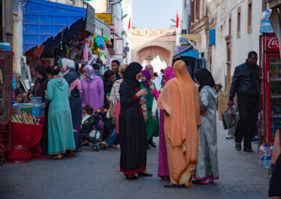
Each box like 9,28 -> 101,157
119,62 -> 147,175
157,60 -> 200,187
46,78 -> 75,155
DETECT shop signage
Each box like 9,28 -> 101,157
96,13 -> 112,25
265,34 -> 280,52
181,34 -> 201,42
85,4 -> 95,34
95,17 -> 111,39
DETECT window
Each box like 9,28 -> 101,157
237,7 -> 241,39
196,0 -> 200,19
229,14 -> 232,36
191,0 -> 195,23
248,0 -> 252,33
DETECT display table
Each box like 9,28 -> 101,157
8,117 -> 45,163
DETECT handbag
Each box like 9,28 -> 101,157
222,106 -> 237,130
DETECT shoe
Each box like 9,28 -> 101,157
164,183 -> 184,188
226,135 -> 234,139
235,143 -> 241,151
125,175 -> 137,180
138,171 -> 153,177
244,148 -> 253,152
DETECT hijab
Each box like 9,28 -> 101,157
164,66 -> 175,81
59,58 -> 75,76
141,69 -> 151,88
35,65 -> 48,83
83,64 -> 95,81
195,68 -> 215,91
124,62 -> 143,90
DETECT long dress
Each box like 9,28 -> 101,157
64,69 -> 82,129
119,82 -> 147,175
46,78 -> 75,155
157,60 -> 200,187
195,85 -> 219,183
81,76 -> 104,111
140,83 -> 159,141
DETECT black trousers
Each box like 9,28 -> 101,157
269,154 -> 281,197
235,96 -> 258,149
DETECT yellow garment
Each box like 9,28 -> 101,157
157,60 -> 200,187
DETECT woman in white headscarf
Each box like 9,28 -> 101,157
58,58 -> 82,151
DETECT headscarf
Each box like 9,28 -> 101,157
164,66 -> 175,81
35,65 -> 47,83
124,62 -> 143,90
83,64 -> 95,80
59,58 -> 75,76
141,69 -> 151,88
158,60 -> 200,165
195,68 -> 215,91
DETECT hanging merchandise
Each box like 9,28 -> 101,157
95,36 -> 104,48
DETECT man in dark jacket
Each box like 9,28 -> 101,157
228,51 -> 260,152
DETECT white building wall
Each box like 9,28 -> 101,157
228,0 -> 262,75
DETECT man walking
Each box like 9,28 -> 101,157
228,51 -> 260,152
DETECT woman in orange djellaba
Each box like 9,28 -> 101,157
157,60 -> 201,188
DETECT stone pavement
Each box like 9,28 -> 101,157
0,120 -> 269,199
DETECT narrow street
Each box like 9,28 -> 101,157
0,120 -> 269,199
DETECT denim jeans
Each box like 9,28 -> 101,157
105,128 -> 118,147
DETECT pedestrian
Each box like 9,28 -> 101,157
45,65 -> 76,159
146,64 -> 162,91
92,63 -> 103,78
269,154 -> 281,199
111,60 -> 121,80
228,51 -> 260,152
33,65 -> 49,156
194,68 -> 219,184
81,65 -> 104,112
215,84 -> 222,93
33,65 -> 48,102
157,66 -> 174,179
60,58 -> 83,152
103,70 -> 116,140
157,60 -> 200,188
101,64 -> 128,149
119,62 -> 152,180
141,69 -> 159,148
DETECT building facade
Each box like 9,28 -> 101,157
187,0 -> 266,90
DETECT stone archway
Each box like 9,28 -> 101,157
137,46 -> 172,65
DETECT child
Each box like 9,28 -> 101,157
80,105 -> 99,148
13,88 -> 24,105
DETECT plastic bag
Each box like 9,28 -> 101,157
222,106 -> 237,129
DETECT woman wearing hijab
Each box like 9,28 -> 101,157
81,65 -> 104,111
59,58 -> 83,152
157,66 -> 174,179
119,62 -> 152,179
32,65 -> 49,155
141,69 -> 159,148
157,60 -> 201,188
194,68 -> 219,184
46,65 -> 76,159
33,65 -> 48,102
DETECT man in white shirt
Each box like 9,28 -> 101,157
145,64 -> 162,91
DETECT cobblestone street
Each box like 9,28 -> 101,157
0,120 -> 269,199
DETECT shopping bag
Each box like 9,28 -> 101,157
222,106 -> 237,129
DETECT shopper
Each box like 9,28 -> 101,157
119,62 -> 152,179
228,51 -> 260,152
81,65 -> 104,111
141,69 -> 159,148
194,68 -> 219,184
111,60 -> 121,80
158,60 -> 200,188
45,65 -> 75,159
60,58 -> 82,152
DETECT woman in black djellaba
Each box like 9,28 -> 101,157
119,62 -> 152,180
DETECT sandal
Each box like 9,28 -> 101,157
164,183 -> 185,188
65,150 -> 75,157
125,174 -> 138,180
51,153 -> 63,160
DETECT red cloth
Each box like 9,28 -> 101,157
8,123 -> 43,163
114,102 -> 121,134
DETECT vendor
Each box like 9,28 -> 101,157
33,65 -> 48,102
